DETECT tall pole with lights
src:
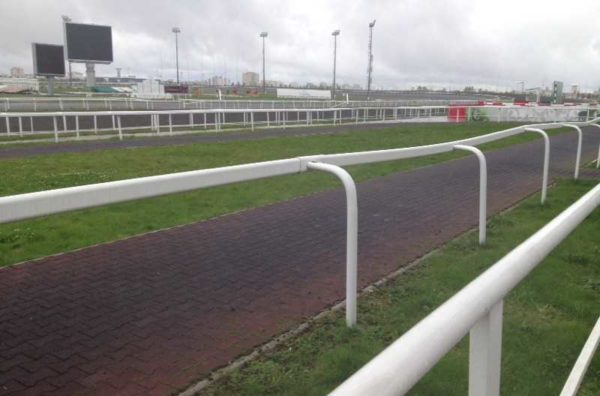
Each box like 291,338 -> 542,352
172,27 -> 181,84
260,32 -> 268,94
332,29 -> 340,100
62,15 -> 72,86
367,19 -> 376,100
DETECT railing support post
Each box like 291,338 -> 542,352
306,161 -> 358,328
454,145 -> 487,245
524,128 -> 550,204
117,116 -> 123,140
561,124 -> 583,180
469,300 -> 503,396
52,116 -> 58,143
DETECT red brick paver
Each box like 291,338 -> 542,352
0,128 -> 599,395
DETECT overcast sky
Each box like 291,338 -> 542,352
2,0 -> 600,91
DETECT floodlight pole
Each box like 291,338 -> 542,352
62,15 -> 72,87
47,76 -> 55,96
332,30 -> 340,100
260,32 -> 268,94
172,27 -> 181,85
366,19 -> 376,100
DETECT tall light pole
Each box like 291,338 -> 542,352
172,27 -> 181,84
367,19 -> 376,100
332,29 -> 340,100
260,32 -> 268,94
62,15 -> 72,86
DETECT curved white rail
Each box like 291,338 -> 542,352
330,183 -> 600,395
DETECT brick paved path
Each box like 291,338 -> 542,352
0,129 -> 598,395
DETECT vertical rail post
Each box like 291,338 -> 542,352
454,145 -> 487,245
93,115 -> 98,134
561,124 -> 583,180
306,161 -> 358,328
469,300 -> 504,396
52,116 -> 58,143
75,115 -> 80,139
251,112 -> 254,131
18,117 -> 23,137
117,116 -> 123,140
117,115 -> 123,140
29,116 -> 34,134
169,114 -> 173,135
524,128 -> 550,204
62,115 -> 67,133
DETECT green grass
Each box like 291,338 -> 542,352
202,180 -> 600,395
0,122 -> 570,266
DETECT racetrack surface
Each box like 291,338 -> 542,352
0,129 -> 598,395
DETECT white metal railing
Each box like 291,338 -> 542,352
0,120 -> 594,328
0,106 -> 449,142
330,183 -> 600,395
1,105 -> 596,144
0,97 -> 479,112
560,316 -> 600,396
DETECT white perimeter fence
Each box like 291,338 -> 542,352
0,97 -> 480,112
0,106 -> 449,142
330,183 -> 600,396
0,105 -> 597,144
0,120 -> 598,393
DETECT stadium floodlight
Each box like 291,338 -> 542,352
62,16 -> 72,85
260,32 -> 268,94
172,27 -> 181,84
367,19 -> 376,99
332,30 -> 341,100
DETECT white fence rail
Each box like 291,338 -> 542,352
1,105 -> 596,145
0,106 -> 449,142
1,97 -> 480,112
330,183 -> 600,396
0,120 -> 595,328
560,316 -> 600,396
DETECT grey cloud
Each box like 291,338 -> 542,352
1,0 -> 600,91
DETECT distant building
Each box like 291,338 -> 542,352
242,71 -> 259,86
205,75 -> 229,86
319,82 -> 328,89
552,81 -> 564,104
352,84 -> 362,90
10,67 -> 25,78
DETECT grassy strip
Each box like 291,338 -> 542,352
202,180 -> 600,395
0,122 -> 566,266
